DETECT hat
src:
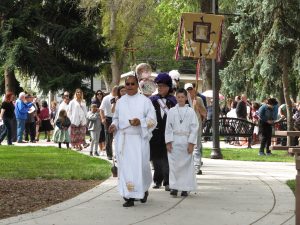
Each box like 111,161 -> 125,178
184,83 -> 193,90
169,70 -> 180,81
154,73 -> 172,89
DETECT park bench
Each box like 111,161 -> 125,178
202,117 -> 255,141
270,130 -> 300,151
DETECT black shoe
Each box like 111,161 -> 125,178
107,156 -> 113,160
123,200 -> 134,207
181,191 -> 188,197
165,185 -> 170,191
170,189 -> 178,196
152,184 -> 161,189
140,191 -> 149,203
89,152 -> 93,156
196,170 -> 203,175
94,151 -> 100,156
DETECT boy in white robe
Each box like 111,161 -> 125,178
165,88 -> 199,197
109,76 -> 157,207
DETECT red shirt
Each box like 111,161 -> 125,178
39,107 -> 50,120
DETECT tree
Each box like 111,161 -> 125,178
221,0 -> 300,137
0,0 -> 108,94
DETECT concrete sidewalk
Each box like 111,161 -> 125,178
0,145 -> 296,225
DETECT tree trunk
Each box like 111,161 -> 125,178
109,0 -> 121,88
4,68 -> 16,93
281,49 -> 293,146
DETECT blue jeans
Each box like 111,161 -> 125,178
17,119 -> 26,142
3,118 -> 13,144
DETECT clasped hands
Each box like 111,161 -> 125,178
166,142 -> 194,154
108,118 -> 140,133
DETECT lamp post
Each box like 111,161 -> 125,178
210,0 -> 223,159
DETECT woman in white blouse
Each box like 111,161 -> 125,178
68,88 -> 87,150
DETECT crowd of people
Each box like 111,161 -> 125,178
1,64 -> 300,208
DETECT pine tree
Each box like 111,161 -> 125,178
0,0 -> 108,94
221,0 -> 300,135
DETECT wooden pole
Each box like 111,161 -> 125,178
292,148 -> 300,225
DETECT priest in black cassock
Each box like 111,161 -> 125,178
149,73 -> 177,191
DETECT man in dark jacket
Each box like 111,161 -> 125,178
149,73 -> 177,191
236,94 -> 248,119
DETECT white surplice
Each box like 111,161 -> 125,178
112,93 -> 157,199
165,104 -> 199,191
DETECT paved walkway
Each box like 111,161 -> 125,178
0,141 -> 297,225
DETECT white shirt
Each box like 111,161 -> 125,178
67,99 -> 87,126
100,94 -> 114,117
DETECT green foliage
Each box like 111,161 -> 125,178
0,0 -> 109,92
203,147 -> 294,162
221,0 -> 300,100
286,179 -> 296,194
0,146 -> 111,180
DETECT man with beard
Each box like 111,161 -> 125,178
149,73 -> 177,191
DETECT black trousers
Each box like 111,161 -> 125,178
24,122 -> 36,142
259,122 -> 272,153
104,117 -> 113,158
152,156 -> 169,186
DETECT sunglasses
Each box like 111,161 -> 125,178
125,82 -> 136,86
187,87 -> 193,91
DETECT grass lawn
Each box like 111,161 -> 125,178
287,180 -> 296,194
203,147 -> 295,162
0,146 -> 111,180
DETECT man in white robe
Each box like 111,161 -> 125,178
109,75 -> 157,207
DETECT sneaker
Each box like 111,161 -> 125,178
258,152 -> 266,156
170,189 -> 178,196
94,151 -> 100,156
165,185 -> 170,191
83,143 -> 90,148
107,156 -> 113,160
266,152 -> 272,156
181,191 -> 188,197
89,152 -> 93,156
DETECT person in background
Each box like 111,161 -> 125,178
34,97 -> 41,141
53,109 -> 71,149
38,101 -> 54,142
0,92 -> 15,145
15,92 -> 33,143
111,85 -> 126,114
184,83 -> 206,175
68,88 -> 88,151
258,98 -> 278,156
165,88 -> 199,197
24,94 -> 36,143
91,90 -> 106,155
251,102 -> 261,145
87,104 -> 102,156
50,101 -> 57,125
100,86 -> 118,160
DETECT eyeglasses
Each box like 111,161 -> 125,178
125,82 -> 136,86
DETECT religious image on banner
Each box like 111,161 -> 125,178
176,13 -> 224,60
